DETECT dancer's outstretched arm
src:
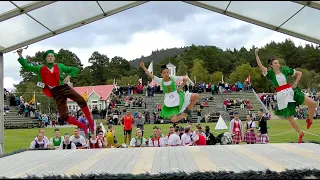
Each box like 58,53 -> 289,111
255,48 -> 267,73
140,62 -> 154,79
17,48 -> 40,73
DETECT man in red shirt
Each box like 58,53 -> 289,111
119,111 -> 135,145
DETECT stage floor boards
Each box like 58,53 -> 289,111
0,143 -> 319,178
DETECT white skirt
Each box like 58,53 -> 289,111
276,87 -> 295,110
179,91 -> 192,114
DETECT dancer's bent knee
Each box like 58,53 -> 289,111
60,113 -> 69,122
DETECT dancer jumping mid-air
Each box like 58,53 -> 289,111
140,62 -> 199,123
17,49 -> 94,135
255,48 -> 316,143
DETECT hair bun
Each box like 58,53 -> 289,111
160,65 -> 167,69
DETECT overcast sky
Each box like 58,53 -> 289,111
2,1 -> 317,90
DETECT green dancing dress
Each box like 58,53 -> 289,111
153,76 -> 191,119
263,66 -> 305,117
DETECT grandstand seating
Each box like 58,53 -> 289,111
113,90 -> 264,123
3,100 -> 40,129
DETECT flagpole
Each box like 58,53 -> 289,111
34,91 -> 36,110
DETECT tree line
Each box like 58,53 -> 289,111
13,38 -> 320,111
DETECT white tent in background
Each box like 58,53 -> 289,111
215,115 -> 228,130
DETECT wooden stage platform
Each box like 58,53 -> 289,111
0,143 -> 319,178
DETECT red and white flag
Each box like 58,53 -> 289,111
245,74 -> 251,83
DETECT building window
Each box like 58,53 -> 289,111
68,105 -> 71,110
73,105 -> 75,110
99,104 -> 102,110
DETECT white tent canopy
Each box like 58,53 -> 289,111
0,1 -> 319,54
0,1 -> 319,153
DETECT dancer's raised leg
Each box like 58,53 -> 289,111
303,95 -> 316,129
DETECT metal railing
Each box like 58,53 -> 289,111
252,88 -> 269,113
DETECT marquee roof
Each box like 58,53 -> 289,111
0,1 -> 319,54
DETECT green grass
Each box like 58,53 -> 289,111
3,119 -> 320,153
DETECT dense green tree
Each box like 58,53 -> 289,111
190,59 -> 210,83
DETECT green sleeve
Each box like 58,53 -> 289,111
263,69 -> 273,80
17,57 -> 41,73
282,66 -> 295,76
58,63 -> 79,77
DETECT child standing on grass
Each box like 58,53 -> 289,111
229,112 -> 242,144
243,114 -> 256,144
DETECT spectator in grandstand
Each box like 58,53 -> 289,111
51,114 -> 57,128
44,114 -> 49,127
59,133 -> 76,150
149,126 -> 165,147
130,128 -> 147,147
49,128 -> 64,149
30,133 -> 48,149
229,112 -> 242,144
197,107 -> 202,124
77,112 -> 88,137
135,112 -> 145,136
112,113 -> 119,125
70,128 -> 87,149
243,114 -> 256,144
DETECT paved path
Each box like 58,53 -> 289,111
0,143 -> 319,178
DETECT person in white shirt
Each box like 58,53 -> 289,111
181,126 -> 192,146
149,126 -> 165,147
164,126 -> 175,146
59,133 -> 76,150
30,133 -> 48,149
34,128 -> 49,144
130,128 -> 147,147
167,127 -> 181,146
70,128 -> 87,149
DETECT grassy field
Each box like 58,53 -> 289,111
3,119 -> 320,153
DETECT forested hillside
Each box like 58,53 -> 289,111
13,39 -> 320,106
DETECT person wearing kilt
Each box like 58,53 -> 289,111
255,48 -> 317,143
243,114 -> 256,144
229,112 -> 242,144
256,109 -> 269,144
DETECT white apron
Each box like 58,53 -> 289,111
164,90 -> 180,107
276,87 -> 295,110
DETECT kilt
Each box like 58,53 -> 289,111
256,131 -> 269,144
232,131 -> 242,143
52,121 -> 56,126
244,131 -> 256,143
